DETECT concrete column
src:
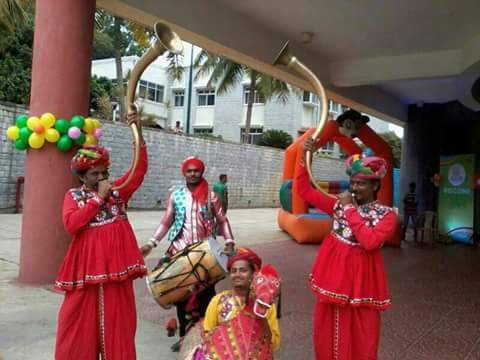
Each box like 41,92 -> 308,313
400,104 -> 443,215
19,0 -> 96,283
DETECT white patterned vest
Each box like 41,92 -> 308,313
167,187 -> 188,242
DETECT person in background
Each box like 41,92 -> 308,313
402,182 -> 418,242
213,174 -> 228,214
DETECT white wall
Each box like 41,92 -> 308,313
302,104 -> 318,128
241,104 -> 265,126
194,107 -> 215,127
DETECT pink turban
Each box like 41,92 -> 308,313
345,153 -> 387,180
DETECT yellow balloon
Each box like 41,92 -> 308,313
6,126 -> 20,141
45,128 -> 60,143
84,134 -> 97,145
92,119 -> 102,129
28,133 -> 45,149
40,112 -> 56,129
27,116 -> 40,131
83,118 -> 95,134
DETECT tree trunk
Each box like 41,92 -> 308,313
113,16 -> 125,121
244,71 -> 257,144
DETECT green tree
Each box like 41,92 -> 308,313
193,51 -> 290,144
90,75 -> 114,113
94,10 -> 152,121
0,7 -> 33,104
92,31 -> 115,60
258,129 -> 293,149
0,0 -> 26,34
379,131 -> 402,167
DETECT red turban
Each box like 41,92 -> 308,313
181,156 -> 209,204
71,145 -> 110,175
227,247 -> 262,271
345,153 -> 387,180
181,156 -> 205,175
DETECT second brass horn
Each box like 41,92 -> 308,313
112,22 -> 183,191
273,41 -> 333,197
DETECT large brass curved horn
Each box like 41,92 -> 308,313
273,41 -> 334,197
112,22 -> 183,191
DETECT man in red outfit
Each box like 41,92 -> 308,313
298,138 -> 397,360
55,112 -> 147,360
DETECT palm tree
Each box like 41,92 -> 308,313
193,50 -> 291,144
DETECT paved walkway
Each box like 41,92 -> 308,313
1,209 -> 480,359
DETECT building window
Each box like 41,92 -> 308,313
173,90 -> 185,107
328,100 -> 341,113
197,89 -> 215,106
244,87 -> 265,105
193,128 -> 213,135
321,141 -> 335,153
303,91 -> 318,104
139,80 -> 165,103
240,127 -> 263,145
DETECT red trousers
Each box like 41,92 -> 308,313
313,300 -> 380,360
55,280 -> 137,360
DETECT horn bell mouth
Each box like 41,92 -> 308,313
273,41 -> 294,67
154,22 -> 184,55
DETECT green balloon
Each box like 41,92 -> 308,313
73,133 -> 86,145
70,115 -> 85,129
19,127 -> 32,142
14,138 -> 28,150
15,114 -> 28,128
55,119 -> 70,134
57,135 -> 73,152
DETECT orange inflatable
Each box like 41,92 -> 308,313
278,120 -> 401,246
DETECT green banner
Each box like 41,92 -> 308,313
438,154 -> 475,244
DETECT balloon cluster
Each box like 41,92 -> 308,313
6,113 -> 103,152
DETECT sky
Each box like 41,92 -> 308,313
389,123 -> 404,138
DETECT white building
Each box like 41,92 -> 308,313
91,44 -> 402,151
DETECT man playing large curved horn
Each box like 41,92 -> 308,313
298,138 -> 397,360
141,156 -> 234,351
55,113 -> 147,359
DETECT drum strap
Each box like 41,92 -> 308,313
206,188 -> 217,239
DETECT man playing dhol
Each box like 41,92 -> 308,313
141,156 -> 234,351
298,138 -> 397,360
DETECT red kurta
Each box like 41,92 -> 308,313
296,163 -> 397,360
55,146 -> 148,360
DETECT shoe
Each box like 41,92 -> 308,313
170,339 -> 182,352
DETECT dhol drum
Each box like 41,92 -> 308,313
146,237 -> 228,309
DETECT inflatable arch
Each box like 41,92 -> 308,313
278,120 -> 401,246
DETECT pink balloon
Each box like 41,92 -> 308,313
93,128 -> 103,140
68,126 -> 82,140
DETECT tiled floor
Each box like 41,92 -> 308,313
4,209 -> 478,359
136,238 -> 480,359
